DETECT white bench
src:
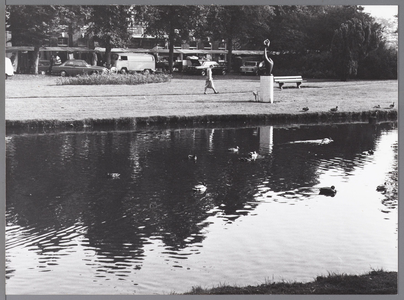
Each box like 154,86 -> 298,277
273,76 -> 303,89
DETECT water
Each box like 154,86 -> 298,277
6,121 -> 398,295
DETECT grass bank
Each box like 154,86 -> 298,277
184,269 -> 397,295
5,75 -> 397,126
56,72 -> 172,85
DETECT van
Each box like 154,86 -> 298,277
5,57 -> 14,79
111,53 -> 156,74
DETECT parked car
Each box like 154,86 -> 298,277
240,61 -> 265,75
51,59 -> 108,76
5,57 -> 14,79
38,59 -> 51,74
187,60 -> 227,76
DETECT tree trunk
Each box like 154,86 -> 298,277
33,46 -> 40,75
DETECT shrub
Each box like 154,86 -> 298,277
56,72 -> 172,85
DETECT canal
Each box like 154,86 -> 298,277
5,121 -> 398,295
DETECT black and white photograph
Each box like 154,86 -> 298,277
4,1 -> 399,296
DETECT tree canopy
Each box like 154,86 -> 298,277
85,5 -> 132,66
5,4 -> 396,79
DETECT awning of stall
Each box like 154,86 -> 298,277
232,50 -> 264,55
40,47 -> 94,52
94,47 -> 228,55
6,46 -> 34,52
6,46 -> 94,52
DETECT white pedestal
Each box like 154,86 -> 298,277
260,75 -> 274,103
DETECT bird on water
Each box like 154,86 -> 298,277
228,146 -> 239,152
330,106 -> 338,112
319,185 -> 337,196
193,182 -> 207,193
107,173 -> 120,179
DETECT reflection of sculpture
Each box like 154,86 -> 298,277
263,39 -> 274,75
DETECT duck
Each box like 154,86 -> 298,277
302,107 -> 309,112
249,151 -> 258,160
389,102 -> 395,108
320,137 -> 333,145
376,182 -> 387,192
228,146 -> 239,152
193,182 -> 207,193
373,105 -> 380,109
319,185 -> 337,197
188,154 -> 197,160
330,106 -> 338,112
107,172 -> 120,179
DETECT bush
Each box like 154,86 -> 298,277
269,52 -> 337,79
56,72 -> 172,85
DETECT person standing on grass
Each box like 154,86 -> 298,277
204,64 -> 219,94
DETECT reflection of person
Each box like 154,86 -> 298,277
263,39 -> 274,75
49,55 -> 55,74
204,65 -> 219,94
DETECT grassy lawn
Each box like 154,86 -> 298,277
5,74 -> 397,123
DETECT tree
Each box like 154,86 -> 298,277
6,5 -> 59,74
54,6 -> 92,47
331,17 -> 382,80
205,6 -> 263,71
133,5 -> 205,73
85,5 -> 132,66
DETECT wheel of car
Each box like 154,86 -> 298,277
90,71 -> 99,75
60,71 -> 67,77
143,69 -> 150,75
201,70 -> 206,76
120,68 -> 128,74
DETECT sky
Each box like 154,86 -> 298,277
362,5 -> 398,19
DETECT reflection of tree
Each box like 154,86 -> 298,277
6,122 -> 396,268
380,141 -> 398,213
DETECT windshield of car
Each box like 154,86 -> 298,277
190,60 -> 201,66
202,62 -> 217,67
244,61 -> 258,66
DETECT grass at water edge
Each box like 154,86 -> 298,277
184,269 -> 397,295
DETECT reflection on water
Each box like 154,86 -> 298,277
6,122 -> 398,295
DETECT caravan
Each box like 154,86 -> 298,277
111,53 -> 156,74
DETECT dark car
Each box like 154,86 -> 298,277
240,61 -> 265,75
186,60 -> 227,76
51,59 -> 108,77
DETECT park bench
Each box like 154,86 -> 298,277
273,76 -> 303,90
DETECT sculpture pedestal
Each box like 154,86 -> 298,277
260,75 -> 273,103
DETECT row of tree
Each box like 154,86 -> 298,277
6,5 -> 397,80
